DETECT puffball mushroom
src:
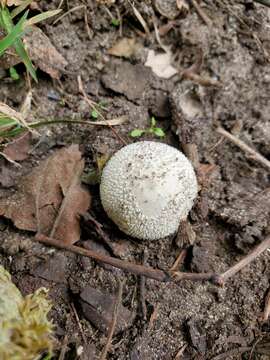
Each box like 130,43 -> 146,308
100,141 -> 198,240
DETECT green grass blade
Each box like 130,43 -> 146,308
10,0 -> 33,19
0,11 -> 28,56
0,117 -> 19,128
25,9 -> 62,27
13,37 -> 37,82
1,8 -> 37,82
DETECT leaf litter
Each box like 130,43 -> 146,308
0,145 -> 91,244
145,49 -> 178,79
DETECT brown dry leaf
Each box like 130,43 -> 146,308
0,26 -> 67,79
108,38 -> 140,58
3,132 -> 32,161
0,145 -> 91,244
24,26 -> 68,79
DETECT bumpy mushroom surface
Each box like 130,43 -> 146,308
100,141 -> 197,240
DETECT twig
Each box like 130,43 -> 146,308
35,233 -> 170,282
34,233 -> 270,286
128,0 -> 150,36
262,287 -> 270,322
82,213 -> 118,256
170,249 -> 187,272
216,127 -> 270,171
174,344 -> 187,360
99,279 -> 124,360
139,250 -> 148,320
254,0 -> 270,7
70,302 -> 87,344
182,71 -> 221,87
148,303 -> 159,330
77,76 -> 127,145
58,335 -> 69,360
218,235 -> 270,284
211,346 -> 251,360
190,0 -> 212,27
53,5 -> 85,25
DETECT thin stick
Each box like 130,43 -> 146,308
190,0 -> 212,27
82,213 -> 118,256
70,302 -> 87,344
174,344 -> 187,360
254,0 -> 270,7
211,346 -> 251,360
77,76 -> 127,145
139,250 -> 148,320
99,279 -> 124,360
216,127 -> 270,171
148,303 -> 159,330
262,287 -> 270,322
170,249 -> 187,272
34,233 -> 270,286
219,235 -> 270,284
35,233 -> 170,282
58,335 -> 69,360
53,5 -> 85,25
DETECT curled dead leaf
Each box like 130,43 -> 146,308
0,145 -> 91,244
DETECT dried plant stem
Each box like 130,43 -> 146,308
218,235 -> 270,284
190,0 -> 212,27
254,0 -> 270,7
99,279 -> 124,360
77,76 -> 127,145
35,233 -> 270,287
262,287 -> 270,322
139,250 -> 148,320
170,249 -> 187,272
216,127 -> 270,171
35,233 -> 169,282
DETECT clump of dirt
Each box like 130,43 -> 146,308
0,1 -> 270,359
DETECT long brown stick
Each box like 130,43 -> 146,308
35,233 -> 270,286
35,233 -> 169,282
216,127 -> 270,171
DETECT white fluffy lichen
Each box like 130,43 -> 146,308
100,141 -> 198,240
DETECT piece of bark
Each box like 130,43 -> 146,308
79,285 -> 134,335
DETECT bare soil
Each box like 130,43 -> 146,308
0,1 -> 270,359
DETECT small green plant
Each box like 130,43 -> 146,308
9,66 -> 19,80
0,1 -> 61,82
130,117 -> 165,138
111,18 -> 120,27
90,100 -> 108,119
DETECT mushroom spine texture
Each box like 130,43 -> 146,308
100,141 -> 198,240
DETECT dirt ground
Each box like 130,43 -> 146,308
0,1 -> 270,359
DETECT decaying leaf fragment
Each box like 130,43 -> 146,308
0,265 -> 53,360
0,26 -> 67,79
0,145 -> 91,244
108,37 -> 140,58
145,49 -> 178,79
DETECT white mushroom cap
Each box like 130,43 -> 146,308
100,141 -> 198,240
